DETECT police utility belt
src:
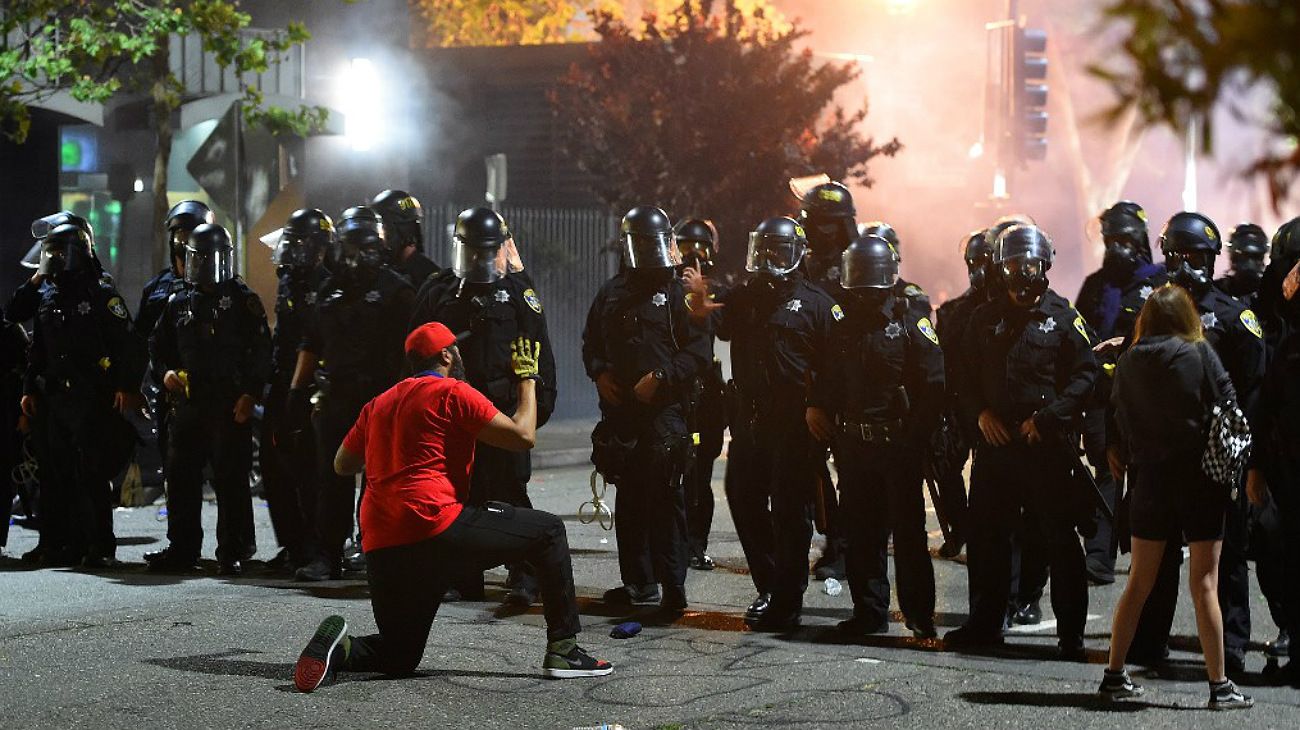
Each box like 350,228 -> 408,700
837,417 -> 904,444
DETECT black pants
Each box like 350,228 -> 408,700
1130,495 -> 1252,660
836,437 -> 935,625
455,444 -> 536,593
260,379 -> 312,561
166,396 -> 255,562
686,404 -> 724,559
308,395 -> 367,562
1249,498 -> 1289,631
1082,411 -> 1118,578
613,431 -> 689,590
31,392 -> 120,559
965,442 -> 1087,642
346,504 -> 582,676
725,413 -> 815,613
1272,452 -> 1300,644
1010,519 -> 1050,610
934,447 -> 969,541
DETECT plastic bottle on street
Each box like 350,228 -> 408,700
823,577 -> 843,596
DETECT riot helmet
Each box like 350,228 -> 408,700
370,189 -> 424,250
984,214 -> 1035,249
674,218 -> 718,273
798,181 -> 857,254
339,205 -> 383,233
184,223 -> 235,287
1160,211 -> 1221,294
452,207 -> 512,284
165,200 -> 216,265
38,224 -> 95,279
961,229 -> 993,290
746,216 -> 808,278
994,224 -> 1054,305
840,234 -> 899,290
331,217 -> 385,275
621,206 -> 680,269
24,211 -> 95,270
1272,217 -> 1300,273
276,208 -> 333,270
1099,201 -> 1151,280
860,221 -> 900,260
1226,222 -> 1268,288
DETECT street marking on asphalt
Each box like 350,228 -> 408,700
855,658 -> 882,664
1005,613 -> 1102,634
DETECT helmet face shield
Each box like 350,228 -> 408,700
840,236 -> 898,289
746,232 -> 806,277
1165,249 -> 1215,289
184,245 -> 234,286
677,239 -> 714,271
38,246 -> 67,278
452,236 -> 509,283
1230,250 -> 1266,279
279,235 -> 324,270
623,230 -> 682,269
1000,255 -> 1049,304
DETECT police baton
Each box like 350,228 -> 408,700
1058,436 -> 1114,521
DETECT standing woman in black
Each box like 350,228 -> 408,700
1102,285 -> 1251,709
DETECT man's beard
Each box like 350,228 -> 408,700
448,349 -> 467,380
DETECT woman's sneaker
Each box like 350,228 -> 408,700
543,638 -> 614,678
1098,668 -> 1144,699
294,615 -> 350,692
1208,679 -> 1253,710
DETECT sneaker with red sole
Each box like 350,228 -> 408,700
543,638 -> 613,679
294,615 -> 349,692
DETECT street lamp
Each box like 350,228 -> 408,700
340,57 -> 383,152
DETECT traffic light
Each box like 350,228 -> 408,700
1013,27 -> 1048,162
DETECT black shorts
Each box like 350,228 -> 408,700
1128,454 -> 1227,543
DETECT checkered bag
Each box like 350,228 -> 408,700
1197,344 -> 1252,488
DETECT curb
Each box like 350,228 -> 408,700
533,447 -> 592,471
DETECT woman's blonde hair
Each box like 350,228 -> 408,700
1132,284 -> 1205,344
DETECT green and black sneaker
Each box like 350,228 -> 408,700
543,638 -> 613,679
294,615 -> 350,693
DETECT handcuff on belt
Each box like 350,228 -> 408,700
578,470 -> 615,530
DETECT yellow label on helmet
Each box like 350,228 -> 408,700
319,218 -> 334,232
817,189 -> 844,202
1205,225 -> 1217,241
794,223 -> 806,238
398,196 -> 418,211
1136,209 -> 1147,221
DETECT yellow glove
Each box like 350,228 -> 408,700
510,337 -> 542,382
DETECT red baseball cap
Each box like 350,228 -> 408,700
405,321 -> 459,359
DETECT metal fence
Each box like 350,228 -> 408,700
426,203 -> 619,421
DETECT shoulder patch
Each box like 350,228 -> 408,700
107,296 -> 128,320
1240,309 -> 1263,339
904,284 -> 925,298
1072,315 -> 1090,344
916,317 -> 940,345
523,288 -> 543,314
830,304 -> 845,322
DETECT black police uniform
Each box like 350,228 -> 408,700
684,280 -> 730,565
395,250 -> 440,289
0,313 -> 30,551
136,267 -> 188,488
1128,276 -> 1265,666
1214,275 -> 1260,310
25,273 -> 145,563
814,289 -> 944,630
715,274 -> 841,620
261,265 -> 328,565
151,279 -> 271,565
933,285 -> 995,545
6,277 -> 54,324
582,269 -> 710,598
410,269 -> 558,594
301,266 -> 414,568
958,288 -> 1098,646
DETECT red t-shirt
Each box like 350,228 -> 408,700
342,374 -> 500,552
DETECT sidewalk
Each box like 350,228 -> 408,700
535,417 -> 597,470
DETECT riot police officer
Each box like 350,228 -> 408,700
796,182 -> 857,581
695,216 -> 841,630
146,224 -> 271,574
859,221 -> 934,314
260,209 -> 333,572
810,233 -> 944,638
947,224 -> 1098,658
1256,216 -> 1300,681
409,207 -> 557,604
18,224 -> 145,567
292,214 -> 415,581
583,206 -> 709,613
371,189 -> 440,286
931,229 -> 997,557
675,217 -> 727,571
1126,212 -> 1266,673
138,201 -> 214,335
9,212 -> 100,325
1216,223 -> 1269,307
1075,202 -> 1164,586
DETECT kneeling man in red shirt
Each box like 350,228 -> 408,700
294,322 -> 612,691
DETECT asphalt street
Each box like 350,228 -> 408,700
2,454 -> 1298,729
